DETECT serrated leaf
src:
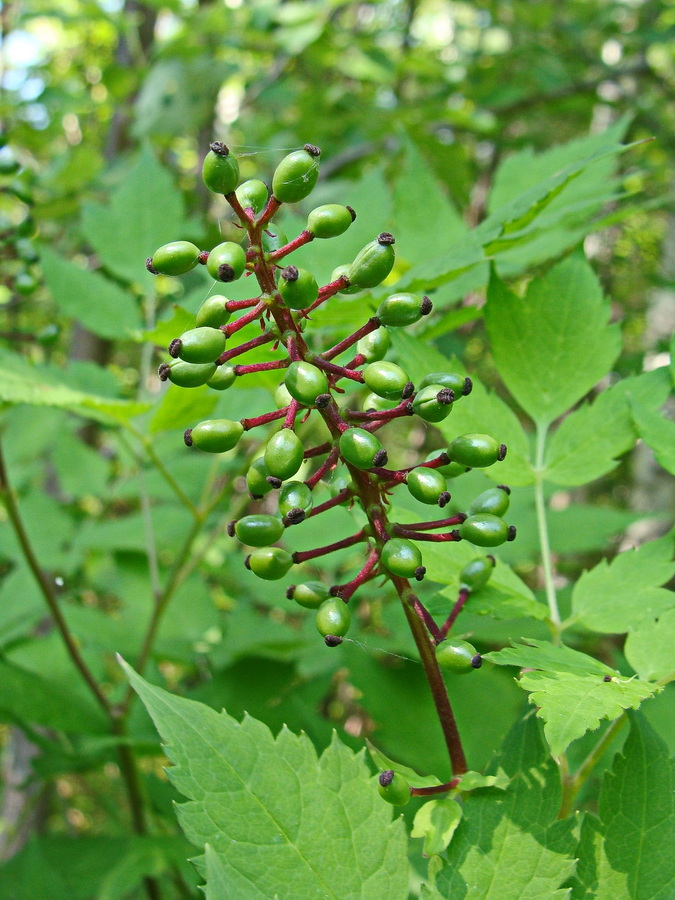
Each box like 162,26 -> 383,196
573,713 -> 675,899
365,739 -> 442,789
631,397 -> 675,475
484,638 -> 616,677
81,145 -> 185,285
518,670 -> 659,757
121,660 -> 409,900
431,715 -> 577,899
485,255 -> 621,427
40,247 -> 142,339
624,607 -> 675,682
412,798 -> 463,857
393,137 -> 468,267
571,534 -> 675,633
545,367 -> 672,485
0,352 -> 149,423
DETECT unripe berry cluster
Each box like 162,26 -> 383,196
148,142 -> 515,652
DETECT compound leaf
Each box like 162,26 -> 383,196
571,534 -> 675,633
122,660 -> 409,900
630,398 -> 675,476
430,715 -> 576,898
573,713 -> 675,900
624,607 -> 675,682
485,255 -> 621,428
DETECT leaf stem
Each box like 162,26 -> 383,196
534,421 -> 561,636
558,714 -> 627,818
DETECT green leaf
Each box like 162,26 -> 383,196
484,638 -> 617,677
485,255 -> 621,427
571,534 -> 675,633
365,739 -> 442,789
412,798 -> 463,857
81,145 -> 186,285
631,398 -> 675,476
140,304 -> 195,347
518,671 -> 659,758
392,136 -> 468,267
624,607 -> 675,682
545,368 -> 672,486
484,641 -> 660,756
574,713 -> 675,899
40,247 -> 143,339
456,770 -> 510,792
121,660 -> 409,900
430,715 -> 577,898
0,659 -> 108,734
149,383 -> 219,434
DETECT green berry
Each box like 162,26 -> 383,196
448,433 -> 506,468
315,598 -> 351,637
406,468 -> 449,506
172,326 -> 227,364
207,365 -> 236,391
459,514 -> 510,547
424,451 -> 470,478
460,557 -> 495,592
284,361 -> 329,406
234,514 -> 284,547
436,640 -> 481,673
339,428 -> 387,470
151,241 -> 201,276
419,372 -> 472,398
412,384 -> 454,423
362,392 -> 396,412
357,327 -> 390,362
264,429 -> 305,481
235,179 -> 268,214
380,539 -> 423,578
278,266 -> 319,310
326,466 -> 353,497
246,457 -> 276,497
378,771 -> 410,806
363,361 -> 410,401
272,144 -> 321,203
348,233 -> 396,289
330,264 -> 361,295
161,360 -> 216,388
287,581 -> 330,609
202,142 -> 240,195
274,383 -> 294,408
278,481 -> 314,519
307,204 -> 355,239
186,418 -> 244,453
246,547 -> 294,581
196,294 -> 231,328
467,486 -> 511,518
376,292 -> 432,327
206,241 -> 247,282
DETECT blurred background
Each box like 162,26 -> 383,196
1,0 -> 674,895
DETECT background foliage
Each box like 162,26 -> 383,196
1,0 -> 674,897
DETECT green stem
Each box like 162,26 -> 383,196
534,421 -> 561,637
0,439 -> 112,717
126,424 -> 200,518
558,714 -> 626,818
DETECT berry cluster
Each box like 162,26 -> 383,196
0,143 -> 40,296
148,141 -> 515,673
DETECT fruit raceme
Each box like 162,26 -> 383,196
149,141 -> 514,660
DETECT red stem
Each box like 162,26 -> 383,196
224,302 -> 266,337
411,778 -> 461,796
392,528 -> 462,543
347,401 -> 414,425
330,547 -> 379,601
395,514 -> 466,532
268,230 -> 315,261
305,445 -> 340,490
321,317 -> 381,362
225,190 -> 254,225
303,441 -> 332,459
226,296 -> 264,312
292,529 -> 367,564
233,359 -> 290,376
305,488 -> 352,519
258,195 -> 283,229
440,588 -> 471,639
241,407 -> 288,431
311,357 -> 365,383
219,331 -> 278,363
283,399 -> 300,429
